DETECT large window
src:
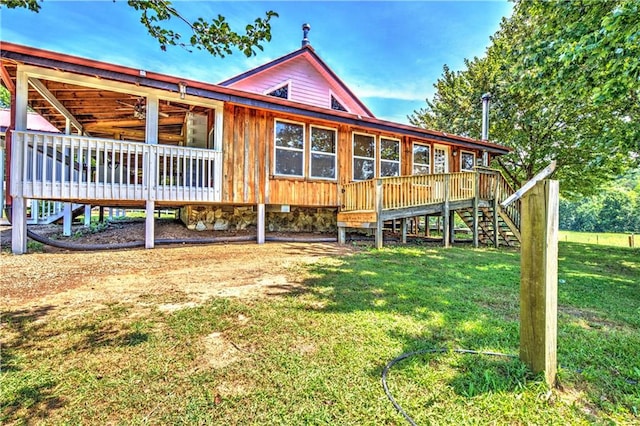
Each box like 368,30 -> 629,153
460,151 -> 475,171
412,143 -> 430,175
310,126 -> 337,179
353,133 -> 375,180
380,138 -> 400,177
274,120 -> 304,176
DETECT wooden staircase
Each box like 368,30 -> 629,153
457,205 -> 521,248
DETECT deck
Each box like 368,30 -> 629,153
337,169 -> 521,248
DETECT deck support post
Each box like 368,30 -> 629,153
375,179 -> 383,249
63,202 -> 72,236
493,177 -> 500,248
425,215 -> 430,237
145,200 -> 155,249
257,203 -> 265,244
443,175 -> 450,248
11,198 -> 27,254
473,172 -> 480,247
401,218 -> 407,244
84,205 -> 92,226
449,210 -> 456,244
338,226 -> 346,245
520,179 -> 559,387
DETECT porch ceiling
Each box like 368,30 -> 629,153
1,61 -> 208,145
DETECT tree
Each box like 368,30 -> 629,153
0,0 -> 278,57
409,0 -> 639,197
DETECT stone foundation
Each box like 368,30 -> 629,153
180,205 -> 337,233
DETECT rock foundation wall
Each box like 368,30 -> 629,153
180,206 -> 337,233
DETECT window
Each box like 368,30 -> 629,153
412,143 -> 430,175
331,95 -> 348,112
380,138 -> 400,177
266,82 -> 290,99
460,151 -> 475,171
274,120 -> 304,176
353,133 -> 375,181
310,126 -> 337,179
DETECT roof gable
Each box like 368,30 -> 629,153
220,46 -> 374,118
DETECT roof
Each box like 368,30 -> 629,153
0,108 -> 60,133
0,41 -> 510,155
219,45 -> 375,118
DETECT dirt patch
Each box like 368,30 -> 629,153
1,220 -> 356,311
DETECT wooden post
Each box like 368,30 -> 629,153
520,179 -> 559,387
84,205 -> 92,226
493,177 -> 500,248
11,68 -> 28,254
257,203 -> 265,244
375,179 -> 383,249
443,175 -> 450,248
473,171 -> 480,248
629,234 -> 635,248
401,218 -> 407,244
449,210 -> 456,244
338,226 -> 346,245
425,215 -> 430,237
63,202 -> 72,236
145,200 -> 155,249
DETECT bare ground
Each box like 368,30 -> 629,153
0,220 -> 356,311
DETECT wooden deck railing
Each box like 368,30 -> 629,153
341,172 -> 476,212
12,131 -> 222,203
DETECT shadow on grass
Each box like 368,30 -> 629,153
302,246 -> 527,397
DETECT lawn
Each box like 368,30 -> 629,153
560,230 -> 637,248
2,242 -> 639,424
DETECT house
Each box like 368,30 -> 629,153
0,27 -> 519,254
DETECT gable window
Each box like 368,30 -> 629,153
353,133 -> 375,181
412,143 -> 431,175
460,151 -> 475,171
380,138 -> 401,177
274,120 -> 304,176
331,95 -> 348,112
266,82 -> 290,99
310,126 -> 337,179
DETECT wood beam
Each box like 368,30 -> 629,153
84,116 -> 184,130
0,62 -> 15,92
28,77 -> 83,132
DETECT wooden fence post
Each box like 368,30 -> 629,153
520,179 -> 559,387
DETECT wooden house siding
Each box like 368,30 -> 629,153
221,103 -> 485,208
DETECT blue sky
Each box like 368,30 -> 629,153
1,1 -> 512,124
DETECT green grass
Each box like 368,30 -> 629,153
560,230 -> 637,248
2,243 -> 639,424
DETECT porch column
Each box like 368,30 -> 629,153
375,179 -> 383,249
449,210 -> 456,244
401,218 -> 407,244
11,68 -> 28,254
257,203 -> 265,244
473,172 -> 480,248
144,95 -> 159,249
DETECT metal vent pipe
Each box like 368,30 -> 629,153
481,92 -> 491,141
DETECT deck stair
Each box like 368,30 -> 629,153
338,168 -> 521,248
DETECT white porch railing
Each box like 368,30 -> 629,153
12,131 -> 222,203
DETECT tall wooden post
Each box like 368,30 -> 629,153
257,203 -> 265,244
520,179 -> 559,387
443,175 -> 450,248
473,171 -> 480,247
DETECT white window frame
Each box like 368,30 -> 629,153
352,132 -> 376,181
412,142 -> 431,175
264,80 -> 292,100
379,137 -> 401,177
309,125 -> 338,180
274,119 -> 305,177
460,150 -> 476,172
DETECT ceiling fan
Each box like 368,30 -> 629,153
116,98 -> 169,119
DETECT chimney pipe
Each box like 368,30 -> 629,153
302,23 -> 311,47
481,92 -> 491,141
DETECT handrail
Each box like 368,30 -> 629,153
12,130 -> 222,203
